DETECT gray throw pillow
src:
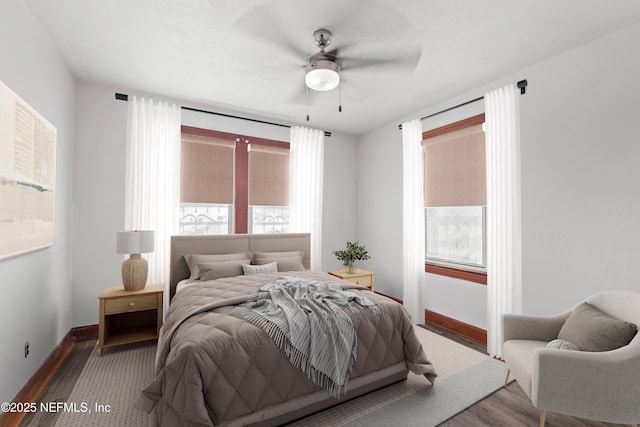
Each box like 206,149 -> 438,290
254,256 -> 305,272
558,302 -> 638,352
185,252 -> 251,280
197,259 -> 250,281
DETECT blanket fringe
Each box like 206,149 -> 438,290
241,277 -> 379,398
241,308 -> 357,398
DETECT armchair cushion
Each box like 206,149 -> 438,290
558,302 -> 637,352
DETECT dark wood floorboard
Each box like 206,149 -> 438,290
18,340 -> 96,427
15,329 -> 629,427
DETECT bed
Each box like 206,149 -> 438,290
136,233 -> 436,426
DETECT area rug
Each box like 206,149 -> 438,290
54,341 -> 155,427
55,327 -> 505,426
287,326 -> 503,426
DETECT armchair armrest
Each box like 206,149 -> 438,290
532,341 -> 640,424
502,311 -> 570,343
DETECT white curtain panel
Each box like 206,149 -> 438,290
125,97 -> 181,313
485,84 -> 523,357
288,126 -> 324,270
402,119 -> 425,324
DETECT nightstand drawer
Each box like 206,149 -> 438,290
328,268 -> 375,291
344,275 -> 373,288
104,294 -> 158,315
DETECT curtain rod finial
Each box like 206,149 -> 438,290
517,79 -> 528,94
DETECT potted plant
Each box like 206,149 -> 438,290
333,241 -> 370,274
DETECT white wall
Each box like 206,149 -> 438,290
71,81 -> 359,327
0,1 -> 76,404
355,124 -> 403,294
359,22 -> 640,328
518,23 -> 640,314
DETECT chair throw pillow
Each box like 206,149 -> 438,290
546,339 -> 580,351
558,302 -> 638,352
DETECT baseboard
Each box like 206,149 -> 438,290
0,324 -> 98,427
376,291 -> 487,345
425,310 -> 487,345
71,324 -> 99,342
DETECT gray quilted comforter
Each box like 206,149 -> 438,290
136,271 -> 436,427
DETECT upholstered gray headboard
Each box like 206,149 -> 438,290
169,233 -> 311,299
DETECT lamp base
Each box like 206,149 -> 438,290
122,254 -> 148,291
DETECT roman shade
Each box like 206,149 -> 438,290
248,144 -> 289,206
422,123 -> 486,207
180,134 -> 234,204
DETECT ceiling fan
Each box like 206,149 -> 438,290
304,29 -> 341,91
303,28 -> 421,93
299,28 -> 421,120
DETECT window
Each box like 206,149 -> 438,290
425,206 -> 485,267
422,114 -> 487,283
180,132 -> 234,234
247,144 -> 289,234
179,126 -> 289,235
179,203 -> 231,235
249,205 -> 289,234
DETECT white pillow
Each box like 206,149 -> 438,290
242,262 -> 278,275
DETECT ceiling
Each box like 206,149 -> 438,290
25,0 -> 640,135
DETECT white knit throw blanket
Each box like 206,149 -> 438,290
242,276 -> 379,398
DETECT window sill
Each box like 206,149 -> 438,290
425,263 -> 487,285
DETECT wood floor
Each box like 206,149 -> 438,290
17,340 -> 95,427
16,325 -> 628,427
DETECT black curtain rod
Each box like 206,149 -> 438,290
115,93 -> 331,137
397,79 -> 527,130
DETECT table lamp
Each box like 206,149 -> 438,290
116,230 -> 154,291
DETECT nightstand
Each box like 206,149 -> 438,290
97,283 -> 163,356
328,268 -> 375,290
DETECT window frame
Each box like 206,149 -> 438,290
422,114 -> 488,285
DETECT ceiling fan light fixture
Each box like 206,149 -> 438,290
305,59 -> 340,91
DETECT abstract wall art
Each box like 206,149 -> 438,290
0,80 -> 57,260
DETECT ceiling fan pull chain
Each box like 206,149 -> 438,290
306,86 -> 310,122
338,76 -> 342,113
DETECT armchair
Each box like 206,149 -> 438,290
502,290 -> 640,427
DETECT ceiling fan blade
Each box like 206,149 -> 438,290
232,5 -> 308,63
338,45 -> 422,73
326,43 -> 352,58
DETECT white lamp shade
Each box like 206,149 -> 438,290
116,230 -> 154,254
305,60 -> 340,91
